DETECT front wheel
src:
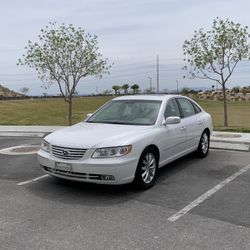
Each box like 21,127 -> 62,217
196,130 -> 210,158
134,148 -> 158,189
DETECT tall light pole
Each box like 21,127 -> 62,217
147,76 -> 152,93
156,55 -> 159,93
176,80 -> 179,94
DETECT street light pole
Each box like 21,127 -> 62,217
176,80 -> 179,94
156,55 -> 159,93
147,77 -> 152,93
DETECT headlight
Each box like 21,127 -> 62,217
41,139 -> 50,153
92,145 -> 132,158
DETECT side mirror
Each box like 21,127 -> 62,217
84,113 -> 93,121
162,116 -> 181,125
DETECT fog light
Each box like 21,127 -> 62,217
100,175 -> 115,181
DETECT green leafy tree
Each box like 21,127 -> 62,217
181,87 -> 190,95
20,87 -> 30,96
183,18 -> 250,127
232,86 -> 240,93
121,84 -> 129,95
112,85 -> 121,95
18,23 -> 112,125
131,84 -> 139,94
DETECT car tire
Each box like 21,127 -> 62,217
196,130 -> 210,158
134,148 -> 158,189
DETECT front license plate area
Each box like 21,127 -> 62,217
55,162 -> 72,173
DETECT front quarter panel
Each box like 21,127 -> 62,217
123,126 -> 164,162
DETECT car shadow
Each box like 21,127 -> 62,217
157,152 -> 201,182
25,152 -> 207,207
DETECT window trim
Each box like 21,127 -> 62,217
190,100 -> 202,114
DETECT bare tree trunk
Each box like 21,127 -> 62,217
68,98 -> 72,126
222,83 -> 228,127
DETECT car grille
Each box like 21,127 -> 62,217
51,145 -> 87,160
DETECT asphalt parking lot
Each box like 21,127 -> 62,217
1,136 -> 250,250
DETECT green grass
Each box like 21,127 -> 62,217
0,96 -> 249,132
0,96 -> 112,126
197,100 -> 250,132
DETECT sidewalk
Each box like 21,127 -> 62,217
0,126 -> 249,152
211,131 -> 250,152
0,125 -> 64,137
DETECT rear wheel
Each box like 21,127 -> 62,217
196,130 -> 210,158
134,148 -> 158,189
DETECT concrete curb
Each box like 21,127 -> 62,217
210,131 -> 250,151
210,141 -> 250,152
0,126 -> 65,138
0,126 -> 249,152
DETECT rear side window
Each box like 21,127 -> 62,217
164,99 -> 180,118
177,98 -> 196,118
192,102 -> 202,113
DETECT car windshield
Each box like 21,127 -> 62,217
87,100 -> 162,125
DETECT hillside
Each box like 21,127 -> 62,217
0,84 -> 23,97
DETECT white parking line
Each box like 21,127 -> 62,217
17,174 -> 49,186
168,164 -> 250,222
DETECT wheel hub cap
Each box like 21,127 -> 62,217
201,133 -> 209,154
141,153 -> 156,184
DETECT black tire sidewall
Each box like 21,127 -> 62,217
134,148 -> 158,189
197,130 -> 210,158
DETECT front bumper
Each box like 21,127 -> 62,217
37,149 -> 138,185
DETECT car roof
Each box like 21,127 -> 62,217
113,94 -> 184,101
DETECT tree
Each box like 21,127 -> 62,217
112,85 -> 121,95
20,87 -> 30,96
131,84 -> 139,94
18,23 -> 112,125
232,86 -> 240,93
180,87 -> 190,95
121,84 -> 129,95
183,18 -> 250,127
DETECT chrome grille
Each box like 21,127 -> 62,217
51,145 -> 87,160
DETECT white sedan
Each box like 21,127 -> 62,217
37,95 -> 212,189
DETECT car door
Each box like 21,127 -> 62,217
176,98 -> 203,150
159,98 -> 187,164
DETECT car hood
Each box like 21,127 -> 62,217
45,122 -> 151,148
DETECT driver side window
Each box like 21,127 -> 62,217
164,99 -> 180,118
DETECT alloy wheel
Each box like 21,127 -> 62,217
141,153 -> 157,184
201,132 -> 209,154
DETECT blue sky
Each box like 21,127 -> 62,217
1,0 -> 250,95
